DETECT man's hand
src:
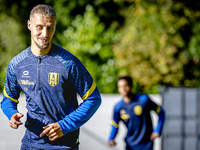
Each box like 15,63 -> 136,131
9,113 -> 24,129
108,140 -> 116,146
150,132 -> 160,141
40,122 -> 63,141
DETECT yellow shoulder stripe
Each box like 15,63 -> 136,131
3,88 -> 18,103
111,120 -> 118,128
156,105 -> 161,114
82,81 -> 96,100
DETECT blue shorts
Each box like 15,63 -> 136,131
20,144 -> 79,150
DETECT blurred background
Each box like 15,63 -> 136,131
1,0 -> 200,149
1,0 -> 200,94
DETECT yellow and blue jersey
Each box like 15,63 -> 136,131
1,43 -> 101,149
109,94 -> 165,150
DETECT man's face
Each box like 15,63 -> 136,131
117,79 -> 132,97
28,14 -> 56,50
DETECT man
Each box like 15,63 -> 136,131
1,4 -> 101,150
108,76 -> 165,150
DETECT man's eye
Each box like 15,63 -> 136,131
37,26 -> 42,30
48,27 -> 54,31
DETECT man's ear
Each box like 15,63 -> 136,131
27,20 -> 31,31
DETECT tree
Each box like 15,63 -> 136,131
2,0 -> 200,93
57,5 -> 120,93
0,13 -> 26,88
113,0 -> 200,93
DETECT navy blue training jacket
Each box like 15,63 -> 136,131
1,43 -> 101,149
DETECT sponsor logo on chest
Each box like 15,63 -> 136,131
18,71 -> 60,87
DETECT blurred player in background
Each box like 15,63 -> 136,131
1,4 -> 101,150
108,76 -> 165,150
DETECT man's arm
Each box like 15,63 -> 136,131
40,84 -> 101,141
147,97 -> 165,140
152,106 -> 165,134
57,86 -> 101,135
57,59 -> 101,135
108,124 -> 118,146
108,104 -> 121,146
1,58 -> 23,127
1,89 -> 24,129
1,88 -> 19,120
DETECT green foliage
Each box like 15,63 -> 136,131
114,0 -> 200,93
1,0 -> 200,93
57,5 -> 119,93
0,13 -> 27,89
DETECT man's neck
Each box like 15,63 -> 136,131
123,94 -> 133,103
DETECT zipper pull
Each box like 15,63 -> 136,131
38,57 -> 41,63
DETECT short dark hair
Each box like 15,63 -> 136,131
30,4 -> 57,20
117,76 -> 133,86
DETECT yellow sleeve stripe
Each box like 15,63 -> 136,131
156,105 -> 161,114
111,120 -> 118,128
3,88 -> 19,103
81,81 -> 96,100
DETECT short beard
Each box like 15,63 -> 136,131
35,42 -> 50,50
32,36 -> 50,50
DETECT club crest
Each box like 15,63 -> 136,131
134,105 -> 142,115
48,72 -> 59,86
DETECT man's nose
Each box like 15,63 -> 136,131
41,27 -> 48,37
